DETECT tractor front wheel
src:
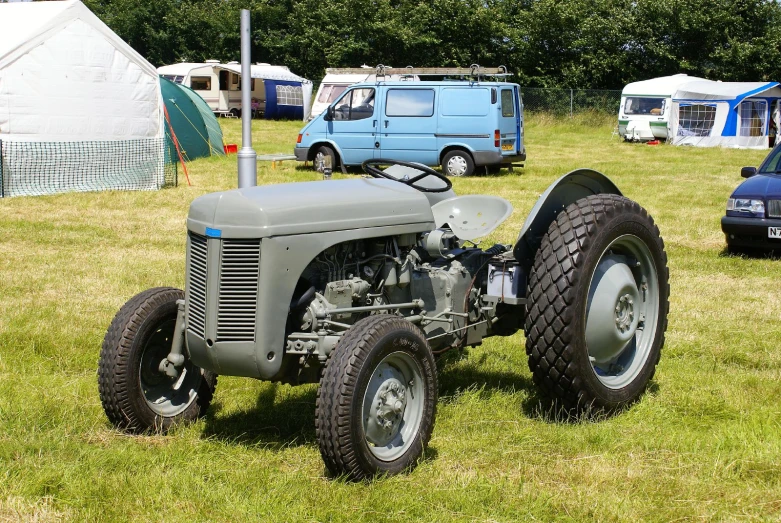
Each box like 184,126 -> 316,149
98,287 -> 216,433
316,315 -> 437,480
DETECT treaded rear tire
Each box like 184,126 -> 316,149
524,194 -> 669,412
316,315 -> 437,480
98,287 -> 217,433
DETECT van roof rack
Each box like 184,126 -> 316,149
326,64 -> 511,81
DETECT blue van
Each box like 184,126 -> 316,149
294,81 -> 525,176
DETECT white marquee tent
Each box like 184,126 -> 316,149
0,0 -> 168,196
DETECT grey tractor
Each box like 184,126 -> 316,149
98,160 -> 669,480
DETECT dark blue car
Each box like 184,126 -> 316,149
722,143 -> 781,251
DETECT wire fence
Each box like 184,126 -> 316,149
0,138 -> 177,198
521,88 -> 622,116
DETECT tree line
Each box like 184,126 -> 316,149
82,0 -> 781,89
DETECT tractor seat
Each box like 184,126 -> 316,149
431,195 -> 513,241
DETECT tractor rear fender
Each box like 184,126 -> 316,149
512,169 -> 622,273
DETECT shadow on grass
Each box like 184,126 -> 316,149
201,384 -> 318,448
719,245 -> 781,260
437,351 -> 657,425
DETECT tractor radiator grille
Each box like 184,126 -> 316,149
217,239 -> 260,342
768,200 -> 781,218
186,233 -> 208,338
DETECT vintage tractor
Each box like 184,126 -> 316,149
98,161 -> 669,480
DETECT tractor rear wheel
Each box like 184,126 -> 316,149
525,194 -> 669,412
98,287 -> 216,433
316,315 -> 437,480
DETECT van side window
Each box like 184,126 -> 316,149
386,89 -> 435,117
333,88 -> 375,121
191,76 -> 212,91
501,90 -> 514,117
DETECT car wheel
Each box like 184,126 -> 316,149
442,150 -> 474,177
313,145 -> 337,173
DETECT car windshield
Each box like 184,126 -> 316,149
758,144 -> 781,173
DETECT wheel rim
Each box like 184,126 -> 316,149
585,234 -> 659,389
362,351 -> 425,461
138,319 -> 202,417
446,155 -> 468,176
314,151 -> 327,173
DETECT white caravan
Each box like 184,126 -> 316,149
158,61 -> 312,120
618,74 -> 705,141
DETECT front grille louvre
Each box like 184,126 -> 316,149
768,200 -> 781,218
186,233 -> 208,338
217,239 -> 260,341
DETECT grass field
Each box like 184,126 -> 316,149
1,114 -> 780,522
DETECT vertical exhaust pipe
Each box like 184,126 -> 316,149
237,8 -> 257,188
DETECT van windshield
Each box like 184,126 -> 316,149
318,84 -> 348,103
624,97 -> 665,116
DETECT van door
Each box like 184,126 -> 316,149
379,87 -> 438,165
498,86 -> 522,156
326,87 -> 379,166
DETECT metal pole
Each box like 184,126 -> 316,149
237,9 -> 257,188
570,89 -> 573,118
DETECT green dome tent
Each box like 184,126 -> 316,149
160,76 -> 225,162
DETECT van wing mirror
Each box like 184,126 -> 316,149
324,106 -> 334,121
741,166 -> 757,178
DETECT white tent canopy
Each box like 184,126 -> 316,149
0,0 -> 163,142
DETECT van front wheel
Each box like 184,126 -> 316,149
442,150 -> 474,177
313,145 -> 338,173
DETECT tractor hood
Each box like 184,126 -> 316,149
187,178 -> 436,238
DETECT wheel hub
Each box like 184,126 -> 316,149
585,255 -> 641,365
374,379 -> 407,434
447,156 -> 467,176
615,294 -> 635,333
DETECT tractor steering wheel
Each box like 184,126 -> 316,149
361,159 -> 453,193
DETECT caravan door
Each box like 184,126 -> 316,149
218,70 -> 230,112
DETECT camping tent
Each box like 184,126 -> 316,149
160,77 -> 224,162
0,0 -> 169,197
669,81 -> 781,148
158,62 -> 313,120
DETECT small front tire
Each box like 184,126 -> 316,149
98,287 -> 216,433
316,315 -> 437,480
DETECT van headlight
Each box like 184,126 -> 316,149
727,198 -> 765,214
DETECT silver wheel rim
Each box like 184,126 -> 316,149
314,151 -> 327,173
584,234 -> 659,389
362,351 -> 425,461
139,319 -> 202,417
445,155 -> 468,176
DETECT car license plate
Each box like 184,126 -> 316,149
768,227 -> 781,239
501,143 -> 514,151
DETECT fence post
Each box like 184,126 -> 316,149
570,89 -> 573,118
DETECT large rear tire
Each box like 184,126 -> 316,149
98,287 -> 217,433
316,315 -> 437,480
525,194 -> 669,412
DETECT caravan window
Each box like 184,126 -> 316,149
624,97 -> 665,116
276,85 -> 304,106
191,77 -> 212,91
161,75 -> 184,84
318,84 -> 348,104
739,100 -> 767,137
677,104 -> 716,137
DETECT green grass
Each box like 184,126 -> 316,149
2,115 -> 781,522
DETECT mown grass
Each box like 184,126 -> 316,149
1,115 -> 780,522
